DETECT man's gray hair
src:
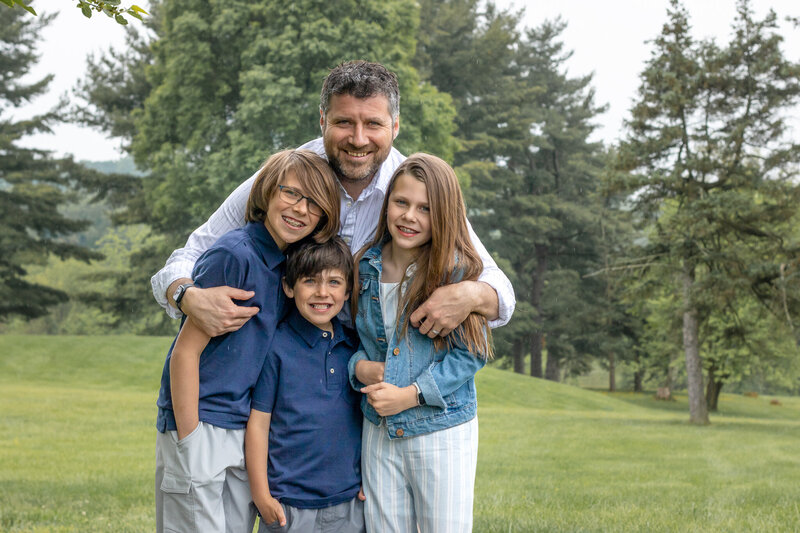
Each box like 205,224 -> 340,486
319,61 -> 400,122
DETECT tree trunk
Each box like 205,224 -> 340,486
681,262 -> 710,424
545,346 -> 560,381
633,352 -> 643,392
512,339 -> 524,374
608,352 -> 616,392
529,244 -> 548,378
705,362 -> 724,412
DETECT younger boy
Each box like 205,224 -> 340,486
246,237 -> 364,532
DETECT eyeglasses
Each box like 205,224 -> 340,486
277,185 -> 323,216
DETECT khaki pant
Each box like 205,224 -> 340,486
155,422 -> 257,533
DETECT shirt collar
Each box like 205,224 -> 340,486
243,221 -> 285,270
285,305 -> 356,349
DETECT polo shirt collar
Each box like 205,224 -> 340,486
285,306 -> 356,349
244,221 -> 285,270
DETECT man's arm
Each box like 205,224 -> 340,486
169,319 -> 211,440
151,171 -> 260,335
410,219 -> 516,336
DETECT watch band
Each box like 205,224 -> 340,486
173,283 -> 194,313
413,382 -> 426,406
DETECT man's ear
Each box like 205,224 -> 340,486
320,109 -> 325,135
282,278 -> 294,299
392,115 -> 400,140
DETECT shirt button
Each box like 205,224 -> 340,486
392,347 -> 400,356
395,429 -> 404,437
323,332 -> 328,337
346,201 -> 352,207
330,368 -> 335,374
344,236 -> 351,244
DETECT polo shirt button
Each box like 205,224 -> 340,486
396,429 -> 404,437
323,332 -> 328,337
392,347 -> 400,356
330,368 -> 335,374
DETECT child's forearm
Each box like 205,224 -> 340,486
169,320 -> 210,440
245,413 -> 270,502
170,348 -> 201,440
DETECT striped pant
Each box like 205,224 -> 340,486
361,416 -> 479,533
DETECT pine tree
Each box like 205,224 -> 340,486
0,9 -> 103,321
461,18 -> 607,379
616,0 -> 800,423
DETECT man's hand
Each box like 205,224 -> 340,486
361,382 -> 417,416
182,286 -> 259,337
355,360 -> 385,386
409,280 -> 499,338
254,495 -> 286,527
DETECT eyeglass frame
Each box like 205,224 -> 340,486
277,184 -> 324,216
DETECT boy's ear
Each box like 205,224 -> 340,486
282,278 -> 294,299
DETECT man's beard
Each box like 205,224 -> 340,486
328,154 -> 381,184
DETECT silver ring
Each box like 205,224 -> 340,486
432,329 -> 440,335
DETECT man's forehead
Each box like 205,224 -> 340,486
327,93 -> 392,118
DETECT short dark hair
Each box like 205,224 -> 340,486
285,237 -> 354,293
319,61 -> 400,122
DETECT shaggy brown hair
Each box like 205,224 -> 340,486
245,149 -> 340,243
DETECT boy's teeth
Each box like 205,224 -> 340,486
311,304 -> 331,309
283,217 -> 303,228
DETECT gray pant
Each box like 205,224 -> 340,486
155,422 -> 257,533
257,497 -> 365,533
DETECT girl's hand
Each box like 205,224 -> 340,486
361,382 -> 417,416
355,360 -> 385,386
255,495 -> 286,527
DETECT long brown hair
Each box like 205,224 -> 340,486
354,153 -> 493,359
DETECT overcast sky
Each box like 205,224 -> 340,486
15,0 -> 800,162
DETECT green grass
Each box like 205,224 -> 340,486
2,335 -> 799,532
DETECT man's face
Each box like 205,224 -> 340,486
321,93 -> 399,184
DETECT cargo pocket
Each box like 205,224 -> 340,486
160,471 -> 195,533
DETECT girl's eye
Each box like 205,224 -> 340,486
420,206 -> 430,213
395,199 -> 407,206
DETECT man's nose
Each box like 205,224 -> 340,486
351,123 -> 368,147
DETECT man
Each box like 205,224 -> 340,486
151,60 -> 515,336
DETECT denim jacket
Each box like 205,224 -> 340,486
348,243 -> 486,439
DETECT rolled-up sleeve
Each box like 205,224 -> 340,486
150,171 -> 258,318
466,219 -> 516,328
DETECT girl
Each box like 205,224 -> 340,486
348,153 -> 493,532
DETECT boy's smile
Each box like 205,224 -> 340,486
283,269 -> 350,332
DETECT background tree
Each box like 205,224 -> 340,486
461,18 -> 607,379
614,0 -> 800,423
0,9 -> 105,322
76,0 -> 458,333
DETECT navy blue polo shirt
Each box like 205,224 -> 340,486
251,307 -> 362,509
156,222 -> 286,432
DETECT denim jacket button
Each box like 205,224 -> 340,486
395,428 -> 404,437
392,347 -> 400,356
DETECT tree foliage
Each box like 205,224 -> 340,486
0,9 -> 104,321
613,0 -> 800,422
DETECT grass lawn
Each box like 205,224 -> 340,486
1,335 -> 799,532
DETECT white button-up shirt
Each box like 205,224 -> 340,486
150,138 -> 516,327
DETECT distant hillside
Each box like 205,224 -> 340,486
79,156 -> 146,176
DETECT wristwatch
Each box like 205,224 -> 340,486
172,283 -> 194,313
413,382 -> 426,406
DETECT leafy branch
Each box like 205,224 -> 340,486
0,0 -> 149,25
